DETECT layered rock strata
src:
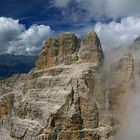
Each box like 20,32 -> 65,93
0,32 -> 137,140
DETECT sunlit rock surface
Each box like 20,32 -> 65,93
0,32 -> 138,140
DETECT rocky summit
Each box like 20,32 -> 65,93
0,31 -> 138,140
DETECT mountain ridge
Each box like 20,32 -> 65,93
0,31 -> 139,140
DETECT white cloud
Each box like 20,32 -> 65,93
52,0 -> 140,20
52,0 -> 71,8
67,17 -> 140,48
94,17 -> 140,48
0,17 -> 53,55
8,25 -> 52,55
105,0 -> 140,18
0,17 -> 25,53
1,16 -> 140,55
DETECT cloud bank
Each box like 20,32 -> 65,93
71,17 -> 140,49
0,17 -> 53,55
94,17 -> 140,48
1,16 -> 140,55
51,0 -> 140,49
52,0 -> 140,20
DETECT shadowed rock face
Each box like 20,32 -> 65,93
0,32 -> 137,140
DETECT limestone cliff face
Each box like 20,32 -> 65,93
0,32 -> 137,140
36,32 -> 103,70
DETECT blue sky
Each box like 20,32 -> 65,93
0,0 -> 98,31
1,0 -> 140,55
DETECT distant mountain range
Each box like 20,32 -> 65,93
0,54 -> 38,79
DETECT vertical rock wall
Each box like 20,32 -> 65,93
0,31 -> 137,140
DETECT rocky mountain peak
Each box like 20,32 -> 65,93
79,31 -> 103,65
134,36 -> 140,43
0,31 -> 138,140
36,31 -> 104,70
82,31 -> 99,44
129,36 -> 140,51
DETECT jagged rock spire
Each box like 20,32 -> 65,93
36,31 -> 104,69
